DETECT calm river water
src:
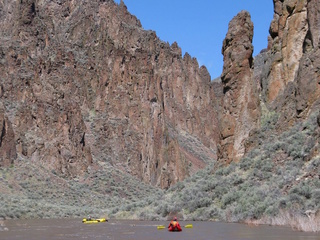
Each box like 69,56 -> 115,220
1,219 -> 319,240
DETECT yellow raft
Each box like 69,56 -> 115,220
82,218 -> 107,224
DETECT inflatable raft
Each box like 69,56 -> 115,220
168,226 -> 182,231
168,224 -> 182,232
82,218 -> 107,224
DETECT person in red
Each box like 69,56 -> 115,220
168,216 -> 182,231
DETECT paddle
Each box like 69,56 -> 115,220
157,224 -> 193,229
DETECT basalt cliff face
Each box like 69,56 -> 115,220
219,0 -> 320,164
0,0 -> 319,191
261,0 -> 320,123
0,0 -> 220,188
218,11 -> 260,164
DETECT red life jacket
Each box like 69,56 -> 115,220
168,220 -> 182,231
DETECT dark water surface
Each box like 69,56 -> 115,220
1,219 -> 319,240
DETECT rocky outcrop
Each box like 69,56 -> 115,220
218,11 -> 260,163
1,0 -> 318,190
294,0 -> 320,118
0,0 -> 219,188
262,0 -> 308,104
0,103 -> 16,167
261,0 -> 320,128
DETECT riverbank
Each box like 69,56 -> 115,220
245,210 -> 320,232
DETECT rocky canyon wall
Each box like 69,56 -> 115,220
217,0 -> 320,163
259,0 -> 320,128
262,0 -> 308,104
0,0 -> 220,188
1,0 -> 319,189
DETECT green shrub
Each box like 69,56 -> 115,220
288,193 -> 304,205
239,157 -> 252,170
202,205 -> 221,219
312,189 -> 320,202
265,205 -> 277,216
221,191 -> 239,208
155,203 -> 169,217
290,183 -> 312,199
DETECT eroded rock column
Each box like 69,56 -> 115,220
219,11 -> 260,163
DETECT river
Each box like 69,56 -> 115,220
0,219 -> 319,240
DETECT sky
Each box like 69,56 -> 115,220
114,0 -> 274,79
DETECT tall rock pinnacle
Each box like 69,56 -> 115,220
219,11 -> 260,163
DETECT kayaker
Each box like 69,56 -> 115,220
168,217 -> 182,231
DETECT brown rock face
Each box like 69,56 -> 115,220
0,0 -> 219,188
261,0 -> 320,128
219,11 -> 260,163
0,103 -> 16,167
262,0 -> 308,104
3,0 -> 317,190
294,0 -> 320,117
305,0 -> 320,49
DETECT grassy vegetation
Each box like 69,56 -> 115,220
0,110 -> 319,232
109,111 -> 320,232
0,160 -> 163,220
